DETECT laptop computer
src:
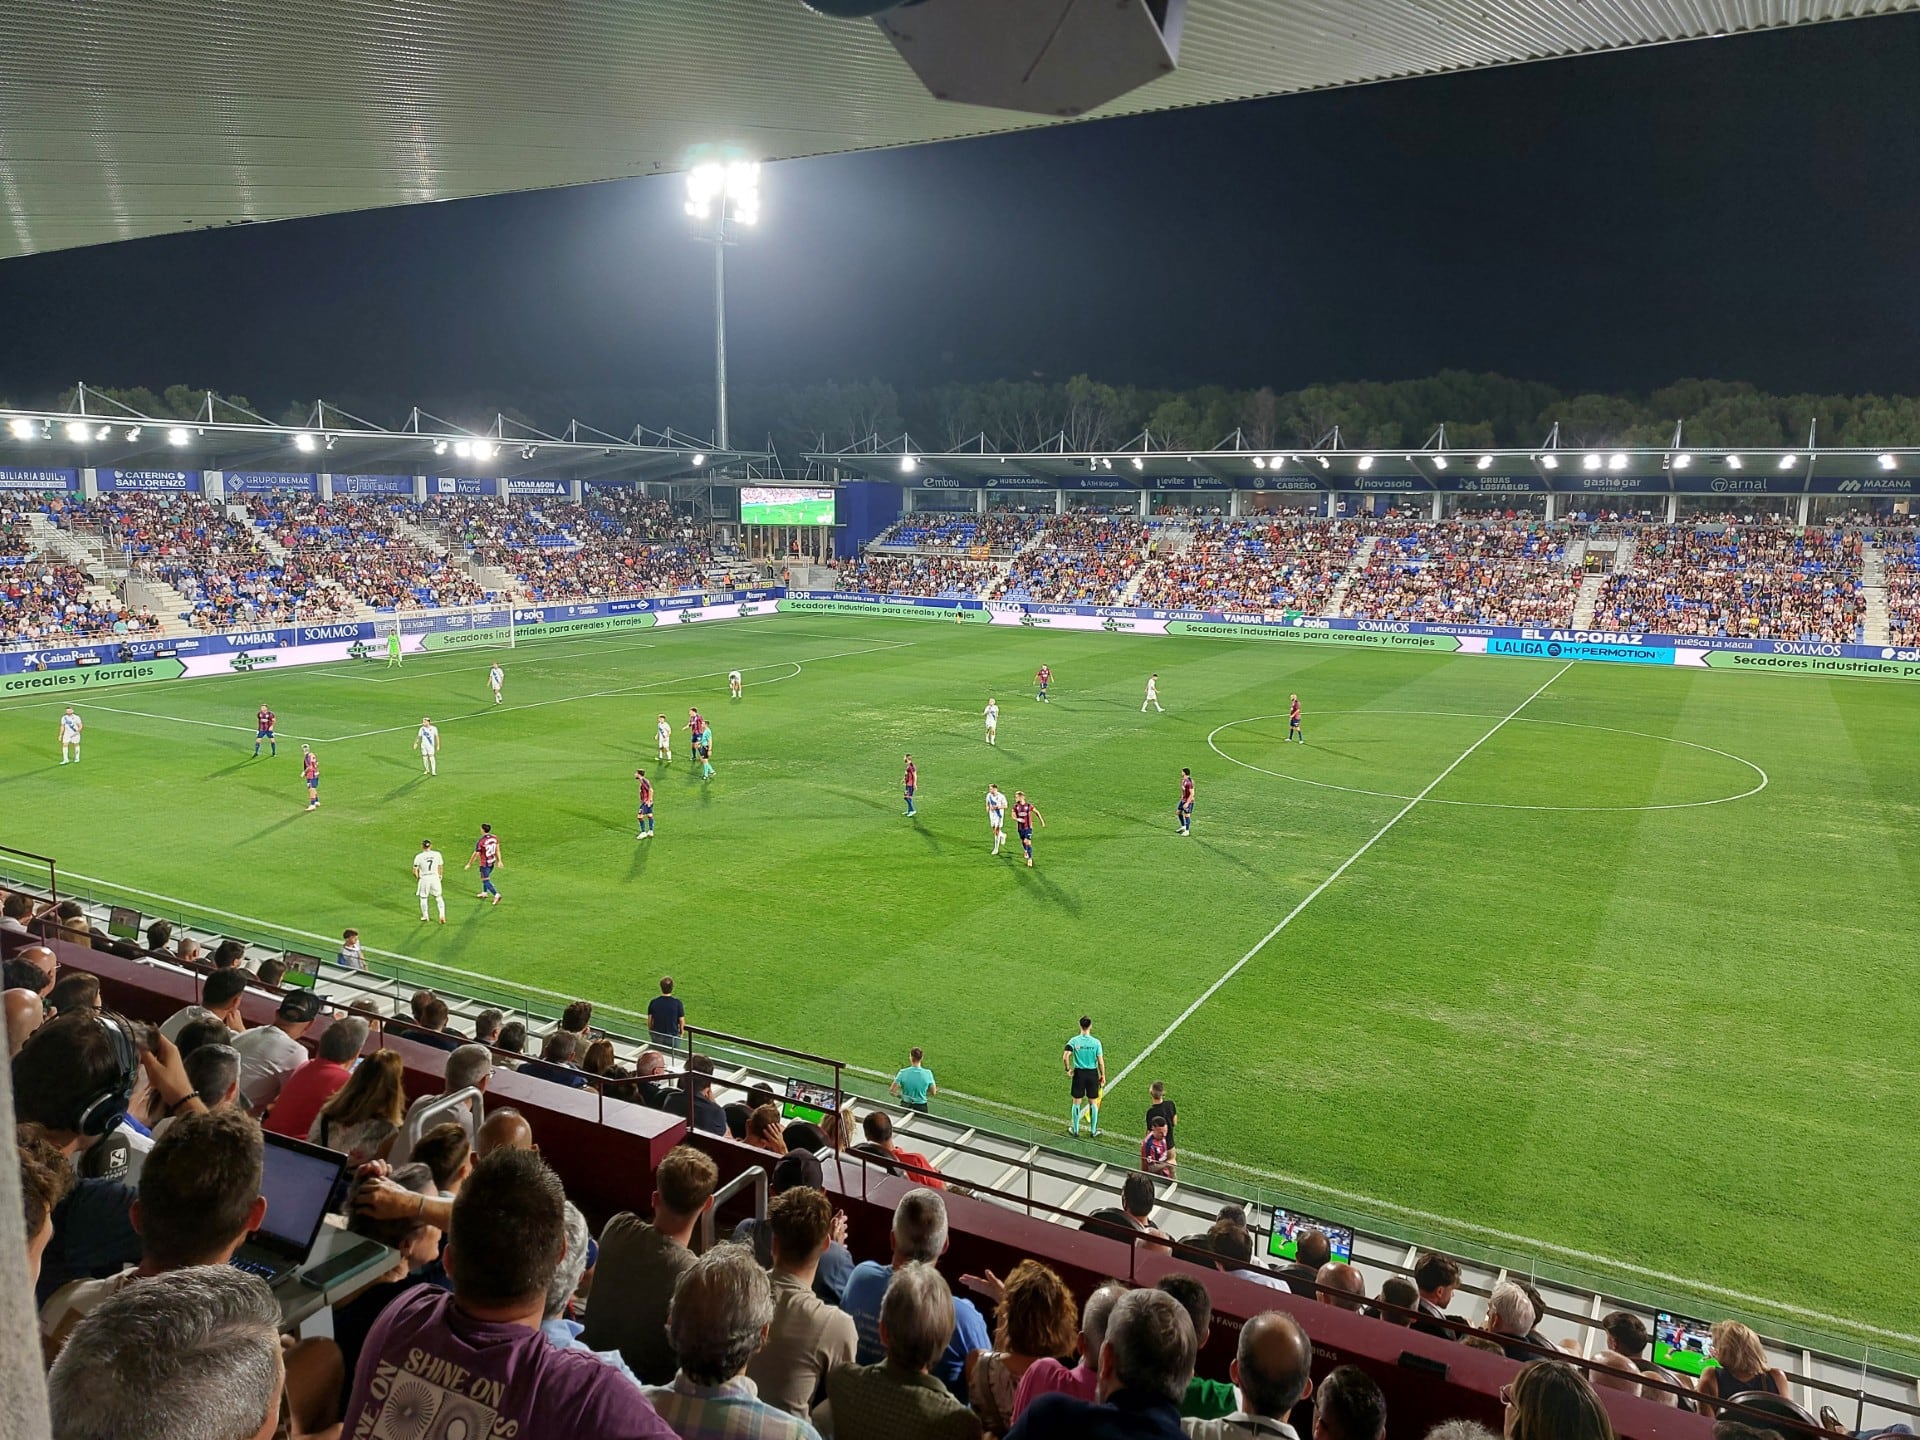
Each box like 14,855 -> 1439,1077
231,1131 -> 348,1285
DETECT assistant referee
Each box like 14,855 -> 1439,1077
1063,1015 -> 1106,1138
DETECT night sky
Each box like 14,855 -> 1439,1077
2,11 -> 1918,422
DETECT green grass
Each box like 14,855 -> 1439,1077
3,614 -> 1916,1357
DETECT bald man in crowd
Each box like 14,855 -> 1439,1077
1185,1311 -> 1315,1440
1315,1263 -> 1367,1313
6,988 -> 45,1057
476,1107 -> 534,1156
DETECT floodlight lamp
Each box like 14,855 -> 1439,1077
433,441 -> 448,456
1879,454 -> 1898,470
1671,453 -> 1691,469
294,432 -> 317,453
1476,454 -> 1493,470
1725,455 -> 1742,469
1130,456 -> 1144,470
1582,453 -> 1602,471
1317,456 -> 1330,470
326,436 -> 337,451
1431,455 -> 1448,470
453,440 -> 473,459
95,424 -> 112,441
126,427 -> 141,442
1252,456 -> 1266,470
691,453 -> 707,467
166,427 -> 190,447
1776,454 -> 1796,470
900,454 -> 918,473
684,162 -> 724,221
1540,454 -> 1559,470
475,442 -> 495,461
7,417 -> 34,440
65,420 -> 90,442
1607,453 -> 1627,471
1357,455 -> 1373,471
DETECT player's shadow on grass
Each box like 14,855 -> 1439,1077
210,758 -> 265,778
628,841 -> 651,880
237,813 -> 309,845
0,765 -> 68,784
385,776 -> 430,800
1015,864 -> 1077,914
821,787 -> 893,814
1186,837 -> 1266,879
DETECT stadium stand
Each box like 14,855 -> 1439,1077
1884,533 -> 1920,644
1337,521 -> 1578,626
9,880 -> 1917,1440
243,494 -> 487,612
1591,523 -> 1865,643
839,554 -> 1002,599
869,509 -> 1046,554
992,512 -> 1155,605
1134,517 -> 1364,616
426,493 -> 710,602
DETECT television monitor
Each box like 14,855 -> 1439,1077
1653,1311 -> 1717,1377
280,952 -> 322,989
107,906 -> 142,941
782,1078 -> 840,1124
741,486 -> 835,526
1265,1206 -> 1355,1265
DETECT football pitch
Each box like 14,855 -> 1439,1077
2,614 -> 1915,1352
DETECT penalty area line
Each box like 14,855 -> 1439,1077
1105,661 -> 1574,1098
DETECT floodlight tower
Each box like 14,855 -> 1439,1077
685,156 -> 760,452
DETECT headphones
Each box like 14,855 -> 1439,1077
72,1013 -> 140,1139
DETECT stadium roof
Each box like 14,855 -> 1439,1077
0,391 -> 765,483
5,0 -> 1916,259
813,440 -> 1920,493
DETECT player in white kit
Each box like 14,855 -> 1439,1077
413,839 -> 447,923
985,783 -> 1008,855
728,670 -> 743,699
58,707 -> 83,764
656,714 -> 673,764
489,663 -> 504,704
1142,673 -> 1163,713
414,716 -> 441,775
983,698 -> 999,746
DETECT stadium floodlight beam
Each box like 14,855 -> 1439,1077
1726,455 -> 1743,469
1540,454 -> 1558,470
1583,453 -> 1602,470
7,417 -> 34,440
900,453 -> 917,473
1357,454 -> 1373,470
94,424 -> 111,441
1130,456 -> 1144,470
294,431 -> 317,453
1432,455 -> 1448,470
64,420 -> 90,442
686,152 -> 761,452
1252,456 -> 1266,469
1777,453 -> 1797,470
1476,454 -> 1493,470
1880,454 -> 1899,470
166,427 -> 190,446
1608,453 -> 1627,471
690,452 -> 707,468
1672,453 -> 1691,469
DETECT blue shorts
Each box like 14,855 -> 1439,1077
257,728 -> 274,738
638,804 -> 653,817
904,785 -> 915,798
1017,825 -> 1033,840
1178,801 -> 1192,818
478,864 -> 494,879
306,779 -> 319,794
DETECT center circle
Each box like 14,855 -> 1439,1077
1208,710 -> 1768,813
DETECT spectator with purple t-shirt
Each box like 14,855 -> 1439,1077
343,1147 -> 677,1439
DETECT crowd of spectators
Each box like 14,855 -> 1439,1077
1593,523 -> 1865,642
0,543 -> 157,646
57,494 -> 298,629
840,555 -> 1000,599
1884,535 -> 1920,645
4,904 -> 1867,1440
1134,519 -> 1363,616
993,513 -> 1156,605
1339,522 -> 1578,626
871,511 -> 1045,554
243,494 -> 488,611
429,494 -> 711,602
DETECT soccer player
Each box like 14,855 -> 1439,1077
902,754 -> 918,817
687,707 -> 704,754
697,723 -> 715,781
728,669 -> 743,699
58,706 -> 83,764
1141,1113 -> 1175,1178
465,822 -> 503,905
386,628 -> 402,667
635,768 -> 655,839
489,663 -> 505,704
1288,692 -> 1304,744
1063,1015 -> 1105,1137
1178,767 -> 1194,836
253,705 -> 277,758
983,697 -> 998,747
1142,672 -> 1163,713
301,745 -> 320,811
412,839 -> 446,923
656,714 -> 673,765
413,716 -> 441,776
1034,664 -> 1051,703
1012,789 -> 1044,867
985,782 -> 1007,855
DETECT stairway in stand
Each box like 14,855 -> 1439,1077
1862,542 -> 1890,645
1321,535 -> 1377,617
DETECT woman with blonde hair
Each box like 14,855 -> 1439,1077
964,1259 -> 1081,1434
1694,1321 -> 1788,1409
308,1049 -> 407,1163
1504,1359 -> 1616,1440
818,1106 -> 857,1153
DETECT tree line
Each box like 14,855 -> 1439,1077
22,373 -> 1920,463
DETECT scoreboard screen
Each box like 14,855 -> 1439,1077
741,486 -> 835,526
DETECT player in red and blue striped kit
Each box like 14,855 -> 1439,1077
253,706 -> 277,757
1288,693 -> 1304,744
464,823 -> 503,905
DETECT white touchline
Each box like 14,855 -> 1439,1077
1105,661 -> 1575,1098
841,1061 -> 1920,1346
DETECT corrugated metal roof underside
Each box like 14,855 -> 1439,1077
1,0 -> 1913,258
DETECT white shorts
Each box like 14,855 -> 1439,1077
989,814 -> 1004,830
985,721 -> 997,734
416,877 -> 443,898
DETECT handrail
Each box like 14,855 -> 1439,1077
697,1166 -> 768,1254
